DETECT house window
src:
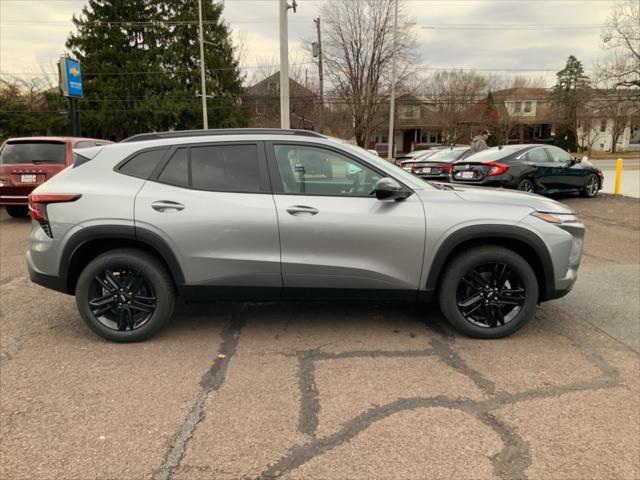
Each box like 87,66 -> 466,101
524,101 -> 532,113
375,134 -> 388,144
600,119 -> 607,132
398,105 -> 420,120
514,101 -> 522,113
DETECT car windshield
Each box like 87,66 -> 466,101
0,141 -> 66,164
462,146 -> 522,162
424,148 -> 468,162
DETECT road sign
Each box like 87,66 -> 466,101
59,57 -> 83,98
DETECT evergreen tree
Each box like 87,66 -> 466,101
483,91 -> 503,146
552,55 -> 590,151
156,0 -> 246,129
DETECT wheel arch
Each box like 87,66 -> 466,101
61,225 -> 184,295
426,225 -> 555,302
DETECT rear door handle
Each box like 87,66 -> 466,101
151,200 -> 185,212
286,205 -> 319,216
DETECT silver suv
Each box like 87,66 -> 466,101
26,129 -> 584,342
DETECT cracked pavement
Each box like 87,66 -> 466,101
1,195 -> 639,480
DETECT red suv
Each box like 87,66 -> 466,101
0,137 -> 112,217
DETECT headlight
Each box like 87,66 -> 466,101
531,211 -> 579,224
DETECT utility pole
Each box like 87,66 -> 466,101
314,17 -> 324,134
387,0 -> 398,160
197,0 -> 208,129
279,0 -> 296,129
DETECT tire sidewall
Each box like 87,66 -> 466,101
75,250 -> 174,342
582,174 -> 599,198
439,247 -> 539,339
517,179 -> 535,193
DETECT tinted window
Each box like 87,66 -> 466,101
120,148 -> 167,178
526,148 -> 549,163
158,148 -> 189,186
0,141 -> 66,165
546,147 -> 572,164
273,144 -> 381,196
191,144 -> 260,192
463,146 -> 522,162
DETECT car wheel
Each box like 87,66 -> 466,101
438,246 -> 538,339
6,205 -> 29,218
516,179 -> 535,193
581,174 -> 599,198
75,248 -> 175,342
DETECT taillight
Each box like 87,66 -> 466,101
28,194 -> 81,238
485,162 -> 509,176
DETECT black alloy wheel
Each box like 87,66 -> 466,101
88,267 -> 157,331
456,263 -> 525,328
76,249 -> 175,342
438,246 -> 538,338
517,179 -> 535,193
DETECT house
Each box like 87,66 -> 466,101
241,72 -> 319,130
489,88 -> 556,144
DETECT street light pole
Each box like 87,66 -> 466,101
279,0 -> 291,129
197,0 -> 208,129
314,17 -> 324,134
387,0 -> 398,160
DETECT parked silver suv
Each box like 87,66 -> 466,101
26,129 -> 584,342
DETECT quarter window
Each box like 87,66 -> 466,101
273,144 -> 382,197
158,148 -> 189,186
119,148 -> 167,178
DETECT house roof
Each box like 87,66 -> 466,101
244,71 -> 315,98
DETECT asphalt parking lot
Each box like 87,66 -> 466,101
1,194 -> 639,480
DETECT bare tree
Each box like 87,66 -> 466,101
599,0 -> 640,90
320,0 -> 415,146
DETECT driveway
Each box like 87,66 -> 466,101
1,194 -> 638,480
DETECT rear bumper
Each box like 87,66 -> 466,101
0,186 -> 36,205
0,194 -> 30,206
26,252 -> 68,294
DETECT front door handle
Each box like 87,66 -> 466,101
286,205 -> 319,216
151,200 -> 185,212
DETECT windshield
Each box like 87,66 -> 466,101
463,146 -> 521,162
424,148 -> 468,162
0,141 -> 66,165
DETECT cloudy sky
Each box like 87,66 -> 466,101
0,0 -> 618,86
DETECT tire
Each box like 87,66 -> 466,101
75,248 -> 175,342
438,246 -> 539,339
6,205 -> 29,218
581,174 -> 599,198
516,178 -> 535,193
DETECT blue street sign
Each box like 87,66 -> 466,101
64,58 -> 83,97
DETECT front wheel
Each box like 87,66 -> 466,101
438,246 -> 538,339
75,249 -> 175,342
581,174 -> 599,198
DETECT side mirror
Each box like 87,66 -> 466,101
373,177 -> 411,201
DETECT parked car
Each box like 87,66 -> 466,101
27,128 -> 584,342
450,144 -> 603,197
394,148 -> 434,166
0,136 -> 112,217
407,146 -> 470,181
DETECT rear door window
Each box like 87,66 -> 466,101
0,141 -> 66,165
158,148 -> 189,187
190,144 -> 260,192
119,148 -> 167,179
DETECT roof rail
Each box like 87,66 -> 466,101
120,128 -> 325,143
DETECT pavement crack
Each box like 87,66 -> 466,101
297,352 -> 321,438
479,412 -> 531,480
153,303 -> 248,480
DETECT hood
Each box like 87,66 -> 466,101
444,183 -> 574,214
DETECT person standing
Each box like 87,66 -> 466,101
469,129 -> 491,154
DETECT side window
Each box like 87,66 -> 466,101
158,148 -> 189,186
119,148 -> 167,178
526,148 -> 549,163
273,144 -> 382,197
190,144 -> 260,192
546,147 -> 572,164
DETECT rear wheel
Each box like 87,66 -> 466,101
438,246 -> 538,338
516,178 -> 535,193
75,249 -> 175,342
581,174 -> 599,198
6,205 -> 29,218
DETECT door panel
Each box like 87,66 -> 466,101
267,142 -> 426,291
545,147 -> 581,189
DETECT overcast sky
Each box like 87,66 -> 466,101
0,0 -> 618,87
